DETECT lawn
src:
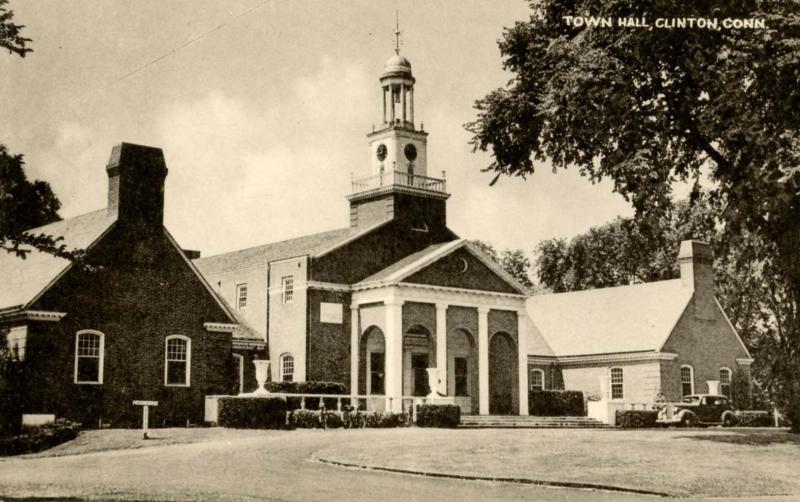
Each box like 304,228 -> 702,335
313,427 -> 800,498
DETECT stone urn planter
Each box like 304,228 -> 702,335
251,359 -> 271,395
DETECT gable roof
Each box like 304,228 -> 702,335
354,239 -> 529,295
525,279 -> 692,357
194,220 -> 393,276
0,209 -> 117,312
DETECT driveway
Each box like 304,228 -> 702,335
0,428 -> 796,501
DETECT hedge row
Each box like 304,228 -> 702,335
0,421 -> 81,456
290,410 -> 408,429
416,405 -> 461,428
529,390 -> 585,416
735,411 -> 775,427
616,410 -> 659,428
218,397 -> 288,429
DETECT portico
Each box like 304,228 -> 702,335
349,279 -> 529,415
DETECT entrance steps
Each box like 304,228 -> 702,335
459,415 -> 609,429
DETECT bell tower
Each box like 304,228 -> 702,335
348,18 -> 449,233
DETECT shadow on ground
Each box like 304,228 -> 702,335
682,429 -> 800,446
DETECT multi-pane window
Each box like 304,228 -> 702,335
681,365 -> 694,396
455,357 -> 469,396
236,283 -> 248,310
610,367 -> 624,400
530,368 -> 545,391
282,276 -> 294,304
75,331 -> 104,384
165,336 -> 190,386
719,368 -> 732,398
370,352 -> 384,394
281,354 -> 294,382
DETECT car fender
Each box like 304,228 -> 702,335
678,409 -> 698,422
721,410 -> 738,425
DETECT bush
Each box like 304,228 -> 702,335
0,420 -> 81,456
416,405 -> 461,428
735,410 -> 776,427
218,397 -> 287,429
529,390 -> 585,416
731,368 -> 752,410
290,409 -> 344,429
363,412 -> 408,428
265,381 -> 347,410
616,410 -> 659,428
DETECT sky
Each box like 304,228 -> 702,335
1,0 -> 638,258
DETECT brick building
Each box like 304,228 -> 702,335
0,143 -> 263,426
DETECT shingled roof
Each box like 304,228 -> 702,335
0,209 -> 117,312
526,279 -> 693,357
194,221 -> 390,275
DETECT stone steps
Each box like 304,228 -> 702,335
459,415 -> 609,429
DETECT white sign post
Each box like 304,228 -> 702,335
133,400 -> 158,439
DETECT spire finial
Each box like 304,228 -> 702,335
394,11 -> 401,55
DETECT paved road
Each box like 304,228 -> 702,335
0,429 -> 795,502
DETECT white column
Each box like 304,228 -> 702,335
382,87 -> 387,123
385,299 -> 404,412
409,87 -> 414,125
435,303 -> 448,395
390,86 -> 396,122
517,310 -> 530,416
478,306 -> 490,415
401,84 -> 407,123
350,305 -> 359,401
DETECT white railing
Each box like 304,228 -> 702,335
204,392 -> 457,424
351,170 -> 446,194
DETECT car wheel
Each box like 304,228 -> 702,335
723,414 -> 737,427
681,413 -> 698,427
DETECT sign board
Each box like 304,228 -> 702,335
320,302 -> 343,324
132,400 -> 158,406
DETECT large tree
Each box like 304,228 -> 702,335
0,0 -> 31,57
467,0 -> 800,430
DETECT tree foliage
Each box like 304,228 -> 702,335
469,0 -> 800,431
0,0 -> 31,57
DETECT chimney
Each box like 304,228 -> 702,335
678,240 -> 715,320
106,143 -> 168,228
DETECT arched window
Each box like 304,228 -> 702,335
530,368 -> 545,391
165,335 -> 191,387
680,365 -> 694,396
610,367 -> 624,400
233,354 -> 244,394
280,353 -> 294,382
75,330 -> 104,384
719,367 -> 732,398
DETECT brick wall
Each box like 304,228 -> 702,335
405,248 -> 519,294
306,289 -> 351,387
19,225 -> 235,427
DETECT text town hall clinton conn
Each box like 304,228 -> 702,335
1,39 -> 753,426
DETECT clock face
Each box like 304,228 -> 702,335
404,143 -> 418,161
376,144 -> 388,162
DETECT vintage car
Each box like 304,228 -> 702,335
656,394 -> 739,427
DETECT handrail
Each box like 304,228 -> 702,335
351,170 -> 446,194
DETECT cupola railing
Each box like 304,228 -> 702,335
351,170 -> 446,195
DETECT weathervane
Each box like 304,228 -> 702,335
394,10 -> 402,55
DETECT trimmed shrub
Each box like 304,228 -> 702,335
416,404 -> 460,428
0,420 -> 81,456
218,397 -> 287,429
363,412 -> 408,428
529,390 -> 585,416
290,409 -> 344,429
616,410 -> 659,428
735,411 -> 775,427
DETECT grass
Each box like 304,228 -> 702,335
313,427 -> 800,497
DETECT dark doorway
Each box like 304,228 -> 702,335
412,354 -> 430,396
489,332 -> 517,414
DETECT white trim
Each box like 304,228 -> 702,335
530,351 -> 678,366
352,282 -> 526,307
22,310 -> 67,322
232,338 -> 266,350
736,357 -> 754,366
163,228 -> 239,323
314,220 -> 394,259
529,368 -> 545,391
681,364 -> 695,396
74,329 -> 104,385
164,335 -> 191,387
715,297 -> 753,359
307,281 -> 351,292
203,322 -> 239,333
233,353 -> 244,395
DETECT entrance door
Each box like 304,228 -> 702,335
412,354 -> 430,396
489,333 -> 516,414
